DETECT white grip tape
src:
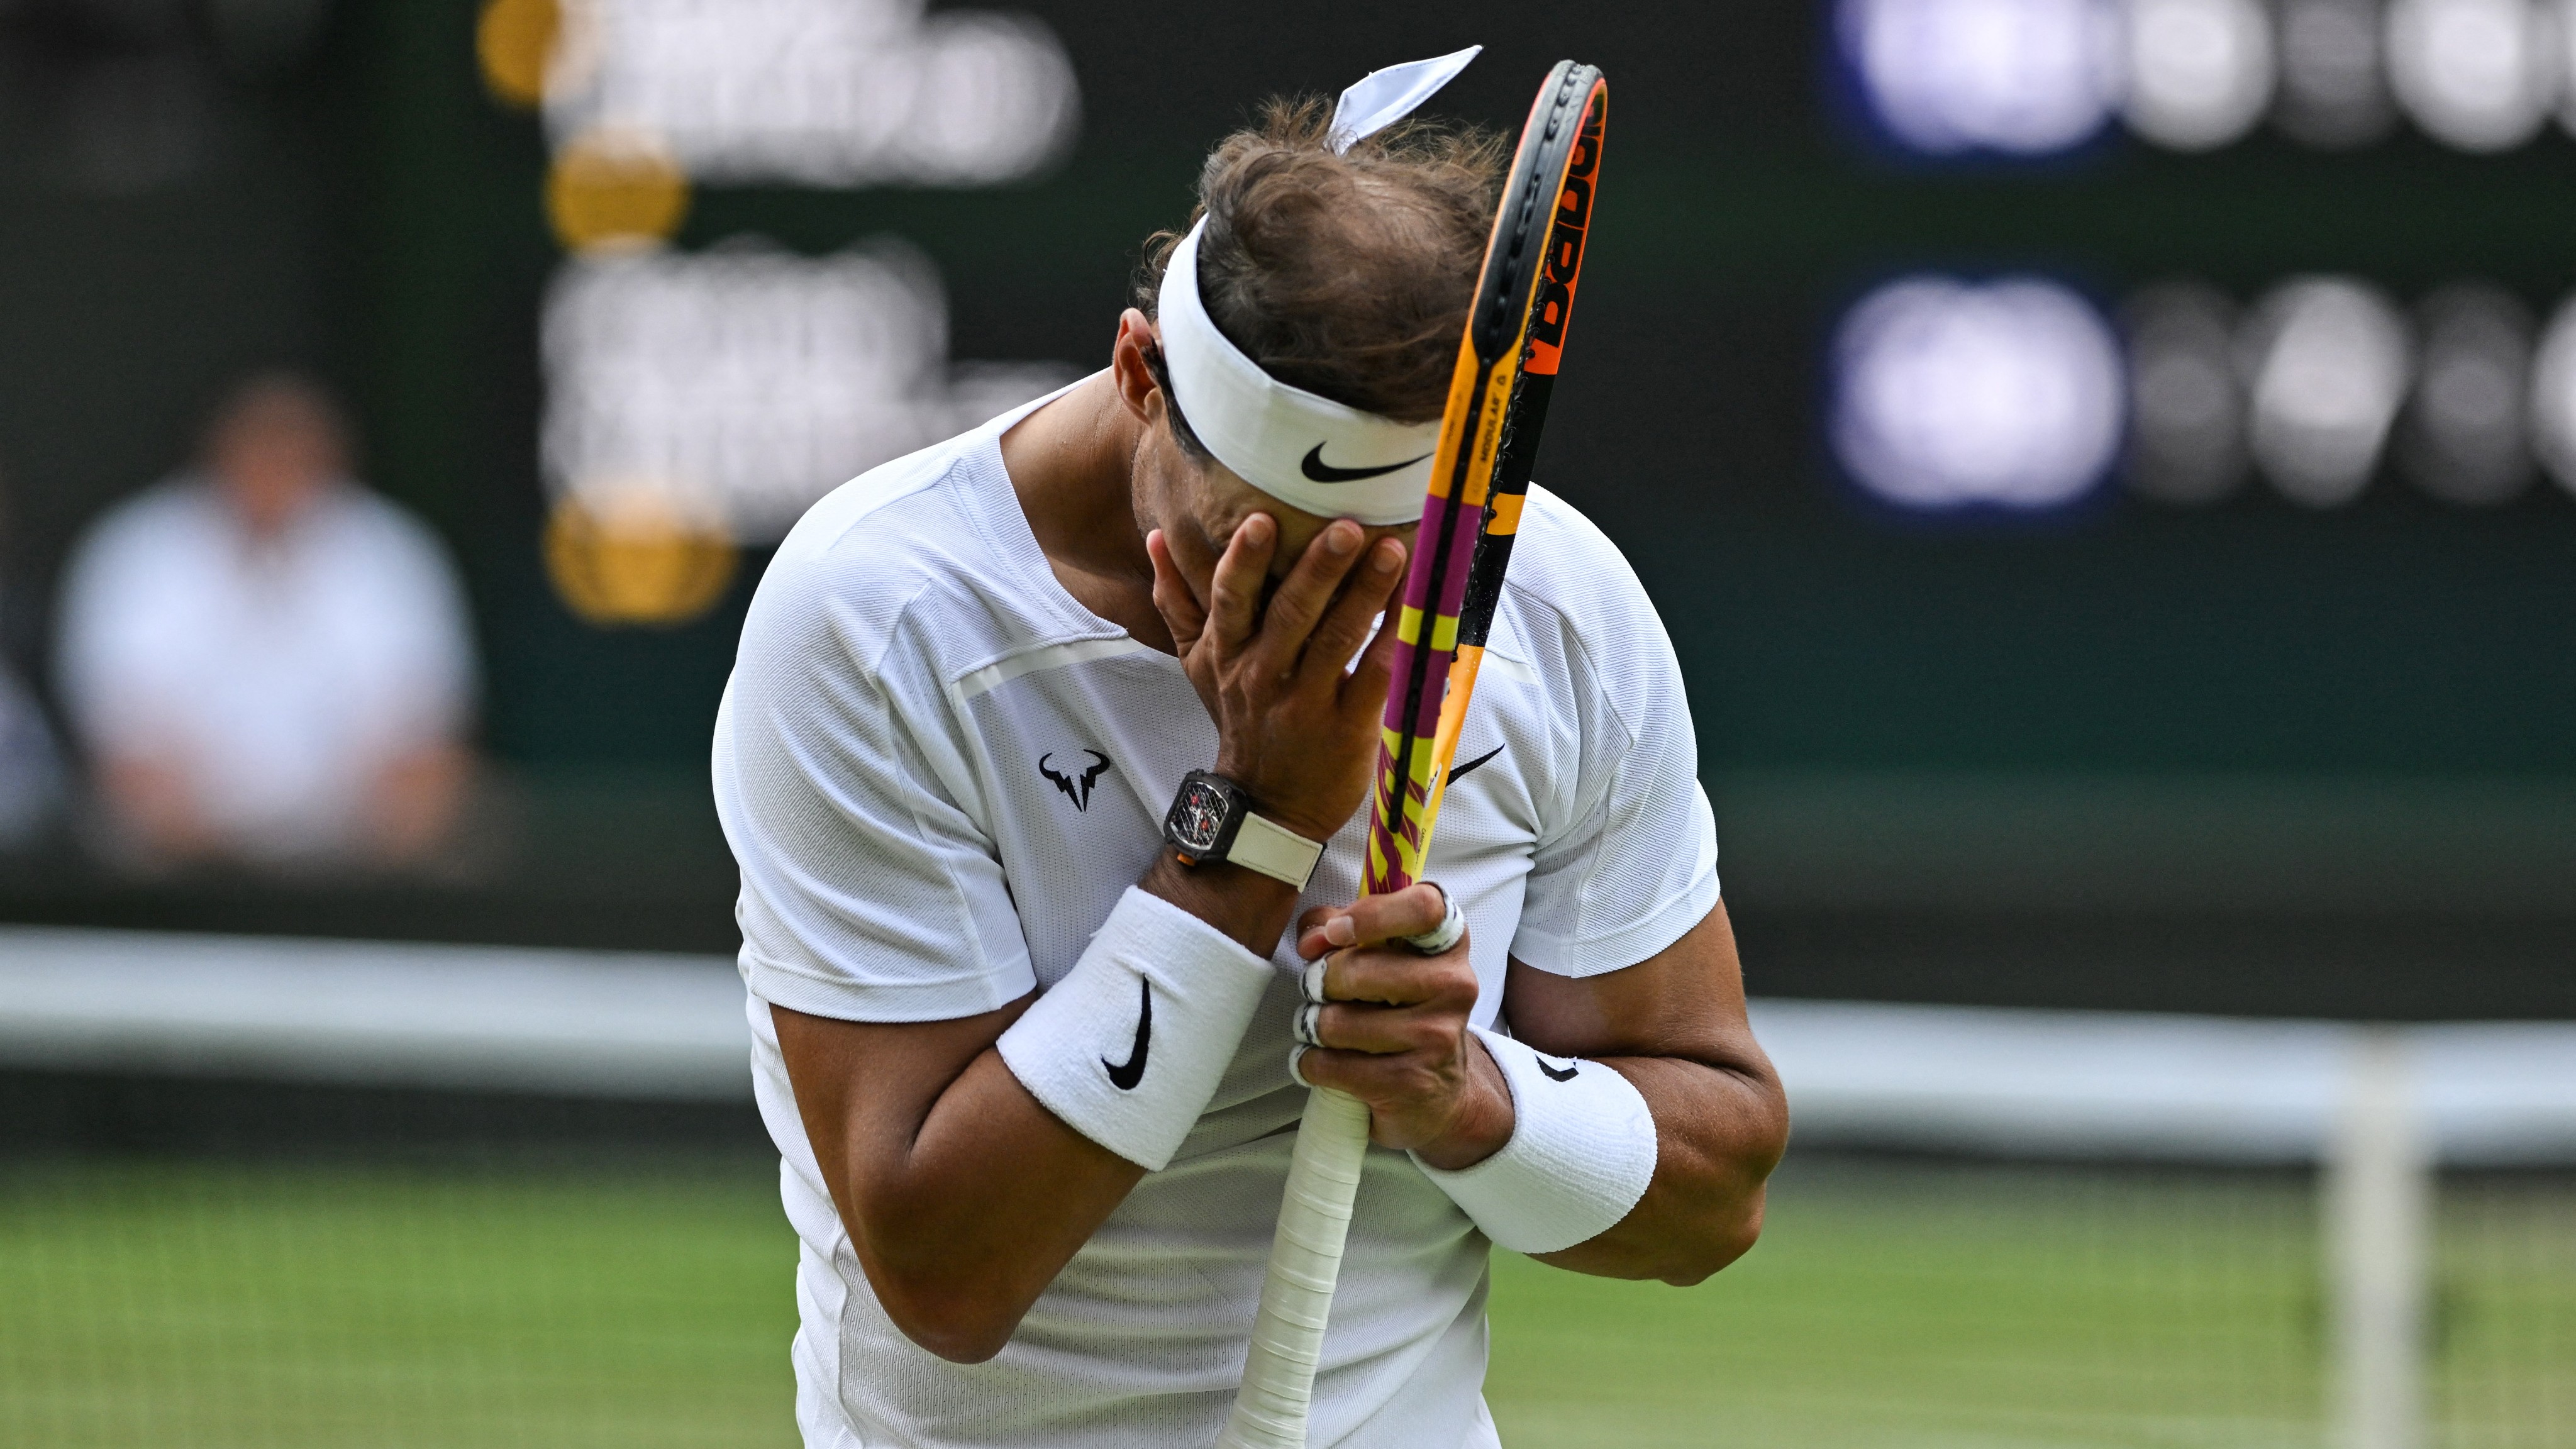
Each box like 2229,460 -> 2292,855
1401,885 -> 1468,955
1413,1026 -> 1660,1254
1218,1085 -> 1372,1449
1287,961 -> 1330,1085
995,887 -> 1273,1172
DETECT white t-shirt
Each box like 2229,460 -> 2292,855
57,477 -> 476,861
713,386 -> 1719,1449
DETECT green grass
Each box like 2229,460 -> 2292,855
1,1155 -> 2568,1448
1487,1160 -> 2328,1449
2437,1180 -> 2576,1449
0,1159 -> 799,1448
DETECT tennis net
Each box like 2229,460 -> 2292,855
3,927 -> 2570,1448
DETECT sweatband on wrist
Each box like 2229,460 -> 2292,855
1411,1026 -> 1659,1254
996,887 -> 1275,1171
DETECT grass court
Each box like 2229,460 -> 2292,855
3,1155 -> 2567,1447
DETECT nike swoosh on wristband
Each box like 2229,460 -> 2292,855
1301,443 -> 1433,483
1103,979 -> 1152,1090
1446,745 -> 1505,786
1537,1057 -> 1580,1082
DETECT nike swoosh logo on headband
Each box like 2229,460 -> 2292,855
1300,443 -> 1432,483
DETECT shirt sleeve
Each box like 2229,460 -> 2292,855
1507,519 -> 1721,979
355,501 -> 479,751
714,584 -> 1036,1024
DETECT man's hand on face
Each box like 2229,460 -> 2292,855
1147,514 -> 1405,844
1292,882 -> 1515,1171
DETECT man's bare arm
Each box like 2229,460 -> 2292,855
772,841 -> 1331,1367
1289,890 -> 1785,1284
772,996 -> 1131,1364
1503,901 -> 1788,1284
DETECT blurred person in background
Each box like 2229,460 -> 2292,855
0,662 -> 62,852
55,371 -> 479,873
0,465 -> 65,851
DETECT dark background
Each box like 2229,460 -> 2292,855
3,1 -> 2570,1016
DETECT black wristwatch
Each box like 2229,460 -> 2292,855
1162,770 -> 1327,889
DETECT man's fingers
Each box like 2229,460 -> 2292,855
1300,881 -> 1452,964
1294,904 -> 1346,959
1296,920 -> 1337,962
1305,1001 -> 1454,1056
1145,530 -> 1206,647
1316,936 -> 1479,1011
1299,536 -> 1405,688
1318,882 -> 1450,950
1292,1045 -> 1382,1094
1341,569 -> 1406,717
1204,514 -> 1275,650
1249,519 -> 1366,670
1294,1045 -> 1456,1105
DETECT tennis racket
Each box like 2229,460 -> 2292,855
1219,60 -> 1608,1449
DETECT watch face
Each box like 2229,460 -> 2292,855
1169,779 -> 1230,854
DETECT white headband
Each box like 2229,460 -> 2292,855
1155,47 -> 1480,526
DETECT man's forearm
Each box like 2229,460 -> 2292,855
1529,1053 -> 1787,1285
777,998 -> 1140,1362
784,855 -> 1302,1363
1140,850 -> 1303,956
857,1036 -> 1147,1358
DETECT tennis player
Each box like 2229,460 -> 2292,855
713,58 -> 1788,1449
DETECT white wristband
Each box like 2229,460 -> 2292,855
1411,1026 -> 1658,1253
997,887 -> 1275,1171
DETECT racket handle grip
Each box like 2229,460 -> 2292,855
1219,1086 -> 1373,1448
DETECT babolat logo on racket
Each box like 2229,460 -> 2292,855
1524,104 -> 1603,367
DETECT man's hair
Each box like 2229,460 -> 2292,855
1136,99 -> 1505,453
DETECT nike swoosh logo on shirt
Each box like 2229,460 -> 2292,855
1447,745 -> 1505,786
1104,978 -> 1152,1091
1537,1057 -> 1580,1082
1301,443 -> 1432,484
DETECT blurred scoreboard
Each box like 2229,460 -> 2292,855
8,0 -> 2572,786
497,0 -> 2576,525
463,0 -> 2576,782
1829,0 -> 2568,515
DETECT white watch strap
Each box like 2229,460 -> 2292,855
1229,811 -> 1325,888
